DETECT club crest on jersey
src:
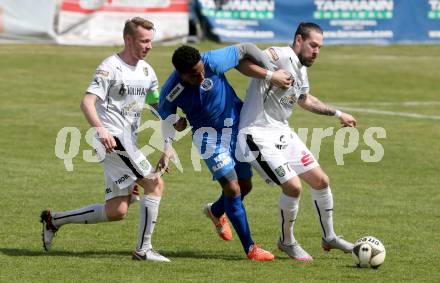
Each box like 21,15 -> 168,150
279,77 -> 304,108
280,94 -> 297,108
274,166 -> 285,177
143,67 -> 148,76
166,83 -> 184,102
139,159 -> 150,171
201,78 -> 214,91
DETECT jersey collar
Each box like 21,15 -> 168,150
287,46 -> 304,69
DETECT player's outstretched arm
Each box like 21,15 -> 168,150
156,116 -> 180,173
156,150 -> 174,174
298,93 -> 357,127
236,42 -> 272,69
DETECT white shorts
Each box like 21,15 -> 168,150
97,135 -> 153,199
104,174 -> 137,201
238,129 -> 319,186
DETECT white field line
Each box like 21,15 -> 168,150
332,101 -> 440,107
325,54 -> 440,61
335,106 -> 440,120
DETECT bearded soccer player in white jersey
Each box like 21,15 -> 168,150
40,18 -> 169,262
237,22 -> 357,261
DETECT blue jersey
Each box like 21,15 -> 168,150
159,46 -> 243,130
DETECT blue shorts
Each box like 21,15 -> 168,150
192,127 -> 252,181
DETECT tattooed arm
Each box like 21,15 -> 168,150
297,93 -> 357,127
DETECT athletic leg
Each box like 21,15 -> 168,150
300,167 -> 353,253
132,176 -> 170,262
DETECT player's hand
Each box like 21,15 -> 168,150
339,112 -> 357,127
173,117 -> 188,132
96,127 -> 116,153
156,149 -> 175,174
271,69 -> 293,89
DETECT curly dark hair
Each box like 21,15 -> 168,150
172,45 -> 201,74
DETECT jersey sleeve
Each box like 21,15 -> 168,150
85,60 -> 114,101
264,47 -> 283,69
301,70 -> 310,94
203,45 -> 240,75
158,80 -> 178,121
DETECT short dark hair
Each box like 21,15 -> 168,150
294,22 -> 323,41
123,17 -> 155,38
172,45 -> 201,74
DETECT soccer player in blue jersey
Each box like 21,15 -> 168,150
156,44 -> 292,260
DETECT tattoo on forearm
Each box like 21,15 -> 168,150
307,97 -> 336,116
298,93 -> 307,102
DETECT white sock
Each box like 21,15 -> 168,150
278,193 -> 299,245
136,195 -> 161,253
52,204 -> 108,228
311,187 -> 336,241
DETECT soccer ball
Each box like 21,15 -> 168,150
352,236 -> 386,269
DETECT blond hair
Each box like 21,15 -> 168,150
123,17 -> 155,38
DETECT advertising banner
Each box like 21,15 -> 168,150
0,0 -> 56,43
0,0 -> 189,45
57,0 -> 189,45
1,1 -> 440,45
196,0 -> 440,44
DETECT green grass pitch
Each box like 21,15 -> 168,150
0,42 -> 439,282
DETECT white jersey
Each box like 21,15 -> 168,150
239,46 -> 309,133
86,54 -> 158,137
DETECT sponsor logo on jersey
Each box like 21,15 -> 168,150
280,135 -> 286,143
275,144 -> 287,150
96,69 -> 109,77
115,174 -> 129,185
274,165 -> 285,177
267,48 -> 279,61
143,67 -> 149,76
166,83 -> 184,102
128,86 -> 147,96
119,83 -> 126,95
301,151 -> 314,166
201,78 -> 214,91
121,102 -> 142,118
118,83 -> 147,96
275,135 -> 288,149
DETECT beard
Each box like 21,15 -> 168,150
298,52 -> 314,67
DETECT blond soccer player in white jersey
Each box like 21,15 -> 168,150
237,22 -> 357,262
40,18 -> 170,262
